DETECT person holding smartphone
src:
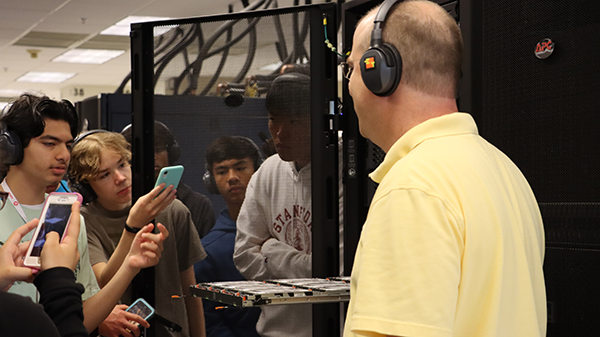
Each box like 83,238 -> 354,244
122,121 -> 216,239
0,202 -> 87,337
0,93 -> 167,336
69,130 -> 207,337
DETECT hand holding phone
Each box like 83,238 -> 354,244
127,298 -> 155,321
23,192 -> 82,269
98,304 -> 149,337
126,167 -> 182,229
154,165 -> 184,196
40,201 -> 82,271
124,298 -> 155,334
0,219 -> 39,291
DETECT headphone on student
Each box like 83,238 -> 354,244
68,129 -> 110,204
0,103 -> 25,166
202,136 -> 263,195
0,97 -> 78,167
121,121 -> 181,165
0,122 -> 23,167
360,0 -> 403,97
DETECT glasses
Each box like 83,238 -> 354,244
339,61 -> 355,80
0,191 -> 8,211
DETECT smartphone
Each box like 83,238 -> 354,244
127,298 -> 155,321
155,165 -> 184,196
23,192 -> 83,269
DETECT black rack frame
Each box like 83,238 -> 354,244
130,3 -> 340,336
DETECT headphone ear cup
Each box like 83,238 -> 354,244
70,181 -> 98,204
169,139 -> 181,164
0,130 -> 23,166
202,171 -> 220,195
360,43 -> 402,97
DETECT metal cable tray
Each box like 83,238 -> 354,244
191,277 -> 350,307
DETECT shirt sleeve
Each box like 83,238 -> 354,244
349,188 -> 463,337
233,176 -> 273,281
193,194 -> 216,238
84,215 -> 109,266
261,238 -> 311,279
75,215 -> 101,301
173,201 -> 207,272
34,267 -> 88,337
194,248 -> 217,283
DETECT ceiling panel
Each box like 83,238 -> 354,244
14,32 -> 89,48
0,0 -> 72,12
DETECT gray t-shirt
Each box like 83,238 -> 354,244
83,199 -> 206,337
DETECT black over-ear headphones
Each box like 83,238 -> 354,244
68,129 -> 110,204
360,0 -> 403,97
121,121 -> 181,165
0,103 -> 24,166
156,121 -> 181,165
203,136 -> 264,195
0,129 -> 23,166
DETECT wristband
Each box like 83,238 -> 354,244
124,223 -> 142,234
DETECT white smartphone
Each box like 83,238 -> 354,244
23,192 -> 83,269
155,165 -> 184,196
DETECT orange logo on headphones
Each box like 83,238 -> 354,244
364,57 -> 376,70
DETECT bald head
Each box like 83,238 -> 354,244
355,0 -> 463,98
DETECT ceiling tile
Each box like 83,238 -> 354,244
14,31 -> 89,48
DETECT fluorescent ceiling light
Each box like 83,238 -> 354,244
52,49 -> 125,64
101,16 -> 174,36
16,71 -> 76,83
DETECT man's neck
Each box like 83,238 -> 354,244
379,85 -> 458,152
3,171 -> 47,205
294,160 -> 309,172
226,201 -> 242,221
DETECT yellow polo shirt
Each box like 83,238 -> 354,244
344,113 -> 546,337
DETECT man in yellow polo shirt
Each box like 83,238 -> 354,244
342,1 -> 546,336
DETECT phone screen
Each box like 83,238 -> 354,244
30,204 -> 72,257
127,300 -> 153,319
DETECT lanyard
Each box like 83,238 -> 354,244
1,179 -> 29,223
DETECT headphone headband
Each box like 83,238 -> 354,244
72,129 -> 110,149
69,129 -> 110,204
371,0 -> 402,47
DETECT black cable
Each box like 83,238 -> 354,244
198,25 -> 233,96
231,16 -> 258,83
115,25 -> 195,94
204,16 -> 261,58
180,0 -> 267,94
173,24 -> 205,95
115,26 -> 189,94
272,0 -> 289,62
154,24 -> 200,88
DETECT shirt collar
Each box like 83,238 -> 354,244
370,112 -> 478,183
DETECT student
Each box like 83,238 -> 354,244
194,136 -> 261,337
0,93 -> 163,336
122,121 -> 216,238
69,130 -> 207,337
233,73 -> 313,337
0,202 -> 87,337
343,1 -> 546,336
